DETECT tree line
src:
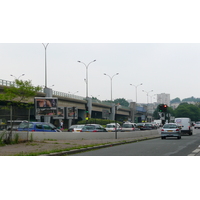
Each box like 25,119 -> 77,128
153,102 -> 200,122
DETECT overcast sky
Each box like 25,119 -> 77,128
0,43 -> 200,103
1,1 -> 200,104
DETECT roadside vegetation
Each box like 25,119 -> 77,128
153,102 -> 200,121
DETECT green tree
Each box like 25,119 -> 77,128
0,79 -> 42,143
170,97 -> 181,104
114,98 -> 129,107
174,103 -> 200,121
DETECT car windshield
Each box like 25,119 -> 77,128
123,124 -> 132,128
84,125 -> 95,130
18,122 -> 34,129
163,124 -> 177,128
77,125 -> 85,128
107,125 -> 115,128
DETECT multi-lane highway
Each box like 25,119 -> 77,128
71,128 -> 200,156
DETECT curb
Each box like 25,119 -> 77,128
38,135 -> 160,156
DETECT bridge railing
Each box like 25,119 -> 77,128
52,90 -> 86,101
0,79 -> 146,112
0,79 -> 14,87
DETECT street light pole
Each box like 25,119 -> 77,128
104,73 -> 119,102
42,43 -> 49,88
142,90 -> 153,104
77,60 -> 96,98
130,83 -> 142,103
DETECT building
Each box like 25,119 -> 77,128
156,93 -> 170,106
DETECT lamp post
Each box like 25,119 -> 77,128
77,60 -> 96,98
104,73 -> 119,102
10,74 -> 25,80
130,83 -> 142,103
142,90 -> 153,104
42,43 -> 49,88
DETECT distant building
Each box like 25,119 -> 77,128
156,93 -> 170,106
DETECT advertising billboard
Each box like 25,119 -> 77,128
53,107 -> 65,119
67,107 -> 78,119
35,97 -> 58,116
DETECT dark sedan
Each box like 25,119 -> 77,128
140,123 -> 154,130
80,124 -> 107,132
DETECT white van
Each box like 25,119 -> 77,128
174,118 -> 193,135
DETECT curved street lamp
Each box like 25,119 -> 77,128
130,83 -> 142,103
104,73 -> 119,102
10,74 -> 25,80
142,90 -> 153,104
77,60 -> 96,97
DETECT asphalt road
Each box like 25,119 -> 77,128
71,128 -> 200,156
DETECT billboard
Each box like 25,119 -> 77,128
67,107 -> 78,119
35,97 -> 58,116
53,107 -> 65,119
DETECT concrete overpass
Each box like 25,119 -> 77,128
0,79 -> 148,127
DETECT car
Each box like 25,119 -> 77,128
140,123 -> 154,130
17,122 -> 61,132
121,123 -> 136,132
161,123 -> 181,139
80,124 -> 107,132
105,123 -> 122,132
68,124 -> 85,132
7,120 -> 27,131
151,122 -> 159,129
194,121 -> 200,129
136,123 -> 145,130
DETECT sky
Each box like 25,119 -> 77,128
1,1 -> 200,105
1,43 -> 200,104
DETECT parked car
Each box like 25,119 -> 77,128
105,123 -> 122,132
161,123 -> 181,139
17,122 -> 61,132
68,124 -> 85,132
121,123 -> 136,132
80,124 -> 107,132
194,121 -> 200,129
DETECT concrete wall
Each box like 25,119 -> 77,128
0,129 -> 160,141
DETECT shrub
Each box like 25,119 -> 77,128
77,118 -> 122,126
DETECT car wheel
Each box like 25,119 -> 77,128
161,137 -> 164,139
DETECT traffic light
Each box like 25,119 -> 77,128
158,104 -> 168,112
163,104 -> 168,112
85,105 -> 90,120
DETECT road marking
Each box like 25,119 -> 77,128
188,146 -> 200,156
192,149 -> 200,153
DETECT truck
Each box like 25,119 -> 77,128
174,117 -> 193,135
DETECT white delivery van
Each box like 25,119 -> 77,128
174,118 -> 193,135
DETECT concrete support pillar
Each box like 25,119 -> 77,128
44,87 -> 53,123
129,102 -> 136,123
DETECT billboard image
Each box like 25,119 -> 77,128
35,97 -> 58,116
53,107 -> 65,119
67,107 -> 78,119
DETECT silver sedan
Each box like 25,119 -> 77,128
161,123 -> 181,139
